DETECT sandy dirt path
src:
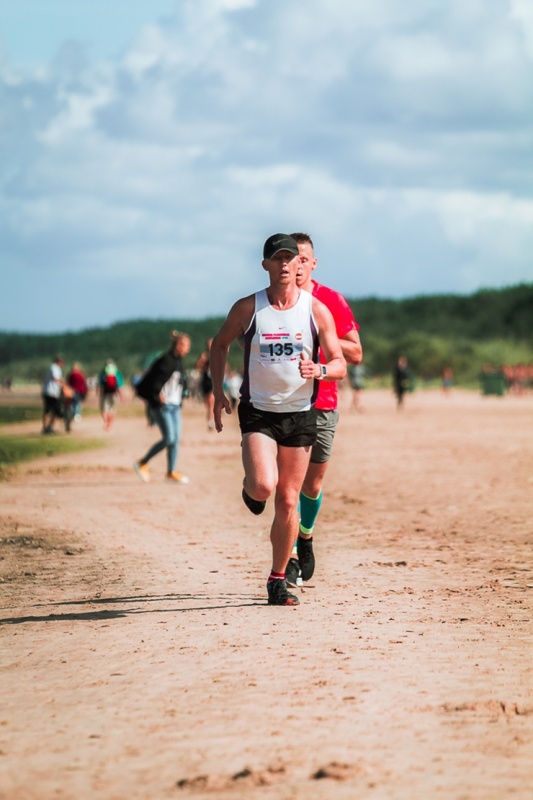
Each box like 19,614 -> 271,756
0,388 -> 532,800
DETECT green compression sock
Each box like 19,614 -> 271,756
299,490 -> 323,535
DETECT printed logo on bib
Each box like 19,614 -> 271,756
260,332 -> 303,362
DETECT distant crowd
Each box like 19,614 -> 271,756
3,350 -> 531,440
481,362 -> 533,395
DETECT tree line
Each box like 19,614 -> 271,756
1,283 -> 532,387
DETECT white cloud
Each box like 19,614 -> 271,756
40,83 -> 114,142
1,0 -> 532,331
510,0 -> 533,56
363,141 -> 436,168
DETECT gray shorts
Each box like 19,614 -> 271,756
310,409 -> 339,464
100,393 -> 117,413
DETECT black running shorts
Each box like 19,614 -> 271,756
238,402 -> 317,448
42,394 -> 62,416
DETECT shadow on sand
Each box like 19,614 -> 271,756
0,592 -> 265,625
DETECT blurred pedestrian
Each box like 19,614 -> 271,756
226,370 -> 242,410
195,338 -> 215,429
98,359 -> 123,431
134,331 -> 191,484
393,356 -> 411,409
348,363 -> 365,412
441,366 -> 454,397
67,362 -> 88,420
41,355 -> 65,434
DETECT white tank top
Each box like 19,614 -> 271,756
240,289 -> 319,412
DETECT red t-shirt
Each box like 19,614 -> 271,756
312,280 -> 359,411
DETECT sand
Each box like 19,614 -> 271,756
0,387 -> 532,799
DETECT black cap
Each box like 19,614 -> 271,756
263,233 -> 300,260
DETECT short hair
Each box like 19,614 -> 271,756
170,330 -> 190,344
290,232 -> 314,250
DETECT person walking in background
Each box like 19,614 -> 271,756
195,338 -> 215,430
41,354 -> 65,435
210,233 -> 346,606
285,232 -> 362,587
67,362 -> 88,421
98,358 -> 123,431
349,363 -> 365,412
134,331 -> 191,485
226,369 -> 242,410
393,356 -> 411,409
441,366 -> 454,397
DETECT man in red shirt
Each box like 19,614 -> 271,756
286,232 -> 363,586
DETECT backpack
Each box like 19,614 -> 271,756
103,371 -> 118,394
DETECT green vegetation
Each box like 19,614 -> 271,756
0,284 -> 531,387
0,434 -> 105,479
0,406 -> 42,425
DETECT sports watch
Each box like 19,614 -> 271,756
318,364 -> 327,380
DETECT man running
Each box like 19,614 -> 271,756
210,233 -> 346,606
285,232 -> 363,587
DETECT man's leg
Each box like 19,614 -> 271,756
271,444 -> 312,573
288,460 -> 327,582
42,396 -> 50,433
241,431 -> 278,503
241,433 -> 308,605
48,398 -> 62,433
266,444 -> 311,606
301,460 -> 328,514
165,406 -> 180,475
290,409 -> 338,582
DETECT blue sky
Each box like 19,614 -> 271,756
1,0 -> 532,333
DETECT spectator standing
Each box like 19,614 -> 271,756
349,363 -> 365,412
195,338 -> 215,429
41,355 -> 65,435
67,363 -> 88,420
98,359 -> 123,431
133,331 -> 191,484
393,356 -> 411,409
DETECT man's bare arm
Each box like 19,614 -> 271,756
341,328 -> 363,366
210,295 -> 254,432
299,299 -> 346,382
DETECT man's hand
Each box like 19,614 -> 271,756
299,352 -> 318,380
214,394 -> 232,432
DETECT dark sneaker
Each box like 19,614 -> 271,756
297,535 -> 315,581
242,488 -> 266,516
267,578 -> 299,606
285,557 -> 302,588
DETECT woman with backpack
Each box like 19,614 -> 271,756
133,331 -> 191,484
98,358 -> 123,431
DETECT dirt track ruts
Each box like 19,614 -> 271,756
1,388 -> 532,800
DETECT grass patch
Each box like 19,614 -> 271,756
0,434 -> 105,479
0,404 -> 102,426
0,406 -> 42,425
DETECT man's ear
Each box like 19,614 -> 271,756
261,259 -> 269,272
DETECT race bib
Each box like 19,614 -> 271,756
260,332 -> 303,363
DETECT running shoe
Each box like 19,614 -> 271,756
134,462 -> 150,483
242,488 -> 266,515
166,472 -> 190,484
297,535 -> 315,581
267,578 -> 299,606
285,557 -> 302,588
